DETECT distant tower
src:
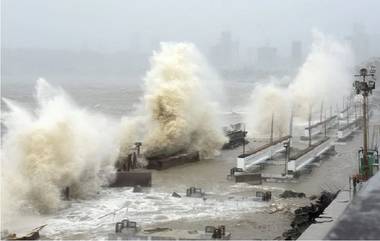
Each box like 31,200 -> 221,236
220,31 -> 232,46
291,41 -> 302,67
220,31 -> 234,67
257,46 -> 277,71
210,31 -> 239,70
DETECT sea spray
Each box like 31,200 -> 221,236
289,31 -> 354,117
245,83 -> 291,138
1,79 -> 118,214
120,42 -> 226,159
244,31 -> 354,137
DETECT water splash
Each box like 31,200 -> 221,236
245,31 -> 354,137
1,79 -> 118,214
120,42 -> 226,159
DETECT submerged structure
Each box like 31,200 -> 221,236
146,151 -> 200,170
111,143 -> 152,187
236,135 -> 291,171
186,187 -> 205,198
2,225 -> 46,240
110,219 -> 231,240
222,123 -> 248,149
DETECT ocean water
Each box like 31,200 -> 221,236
1,80 -> 379,239
2,80 -> 282,239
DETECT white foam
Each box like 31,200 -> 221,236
43,187 -> 267,239
119,42 -> 227,160
1,79 -> 119,215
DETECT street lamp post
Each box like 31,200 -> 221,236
308,106 -> 312,147
242,123 -> 246,155
283,141 -> 289,176
353,67 -> 376,180
270,113 -> 274,144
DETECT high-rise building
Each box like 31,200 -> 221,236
291,41 -> 302,67
209,31 -> 239,70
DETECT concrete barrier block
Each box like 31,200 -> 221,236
110,171 -> 152,187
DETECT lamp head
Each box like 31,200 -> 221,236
368,80 -> 376,90
370,65 -> 376,74
360,68 -> 368,76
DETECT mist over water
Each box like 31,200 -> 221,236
120,42 -> 227,159
244,31 -> 355,137
1,79 -> 118,214
245,83 -> 291,138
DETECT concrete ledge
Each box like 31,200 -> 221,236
110,171 -> 152,187
237,137 -> 289,170
298,190 -> 351,240
233,172 -> 262,184
147,152 -> 200,170
324,171 -> 380,240
288,139 -> 334,172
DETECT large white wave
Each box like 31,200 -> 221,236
245,31 -> 354,137
1,79 -> 118,214
120,42 -> 226,159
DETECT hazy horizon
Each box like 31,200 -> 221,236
2,0 -> 380,52
2,0 -> 380,86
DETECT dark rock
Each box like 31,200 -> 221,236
309,195 -> 318,200
172,192 -> 181,198
280,190 -> 306,198
282,190 -> 339,240
282,228 -> 301,240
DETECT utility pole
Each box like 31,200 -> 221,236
283,141 -> 289,176
308,106 -> 312,147
320,101 -> 324,123
324,108 -> 327,137
289,106 -> 294,145
342,95 -> 345,111
354,100 -> 358,125
242,123 -> 246,155
270,113 -> 274,144
134,142 -> 142,156
363,89 -> 369,178
354,67 -> 376,180
336,103 -> 340,129
347,97 -> 350,126
285,107 -> 294,176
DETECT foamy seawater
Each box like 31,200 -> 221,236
43,186 -> 268,239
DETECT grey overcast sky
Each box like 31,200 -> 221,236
1,0 -> 380,53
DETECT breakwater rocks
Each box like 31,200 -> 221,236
279,190 -> 306,199
281,191 -> 339,240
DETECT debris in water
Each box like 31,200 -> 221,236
186,187 -> 205,198
172,192 -> 181,198
146,151 -> 200,170
3,225 -> 46,240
